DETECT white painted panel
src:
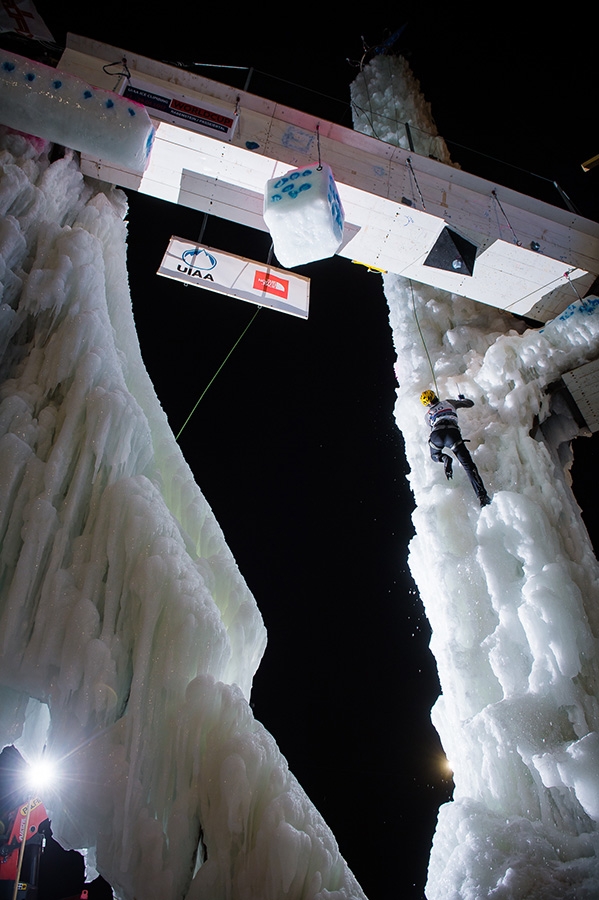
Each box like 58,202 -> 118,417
62,35 -> 599,323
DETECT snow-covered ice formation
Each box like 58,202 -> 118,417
263,163 -> 345,268
353,54 -> 599,898
351,53 -> 452,164
0,127 -> 366,900
390,282 -> 599,899
2,42 -> 599,900
0,49 -> 154,173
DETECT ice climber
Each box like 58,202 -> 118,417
420,390 -> 492,508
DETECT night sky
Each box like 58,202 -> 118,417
5,8 -> 599,898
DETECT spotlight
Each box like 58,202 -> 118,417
26,756 -> 57,792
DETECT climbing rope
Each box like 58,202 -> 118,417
384,53 -> 406,150
410,280 -> 439,395
352,68 -> 383,141
564,270 -> 582,301
175,304 -> 262,441
491,190 -> 521,245
406,158 -> 426,210
406,159 -> 425,209
175,235 -> 274,440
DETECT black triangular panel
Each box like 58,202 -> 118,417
423,227 -> 477,276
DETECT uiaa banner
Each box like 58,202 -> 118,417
157,237 -> 310,319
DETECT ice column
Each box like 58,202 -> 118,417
353,56 -> 599,898
0,128 -> 366,900
350,53 -> 451,163
0,50 -> 154,173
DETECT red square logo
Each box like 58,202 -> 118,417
253,271 -> 289,299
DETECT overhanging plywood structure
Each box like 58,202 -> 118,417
58,34 -> 599,323
563,359 -> 599,432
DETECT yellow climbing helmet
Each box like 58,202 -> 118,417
420,390 -> 437,406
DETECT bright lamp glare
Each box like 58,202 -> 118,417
26,758 -> 57,792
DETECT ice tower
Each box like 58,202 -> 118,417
0,130 -> 367,900
1,28 -> 599,900
352,54 -> 599,898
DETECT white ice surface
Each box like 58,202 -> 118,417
352,55 -> 599,898
0,50 -> 154,173
0,127 -> 366,900
263,164 -> 344,268
3,47 -> 599,900
350,54 -> 452,163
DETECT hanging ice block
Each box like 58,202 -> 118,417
0,50 -> 155,173
263,163 -> 345,268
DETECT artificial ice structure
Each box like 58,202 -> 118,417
352,55 -> 599,899
0,129 -> 367,899
0,41 -> 599,900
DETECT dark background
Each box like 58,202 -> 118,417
3,8 -> 599,898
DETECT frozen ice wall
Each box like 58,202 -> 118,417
391,285 -> 599,899
350,54 -> 451,163
353,57 -> 599,897
0,49 -> 154,173
0,128 -> 366,900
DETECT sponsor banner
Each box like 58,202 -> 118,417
0,0 -> 54,40
122,79 -> 237,141
157,237 -> 310,319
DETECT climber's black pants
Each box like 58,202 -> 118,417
429,426 -> 487,498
